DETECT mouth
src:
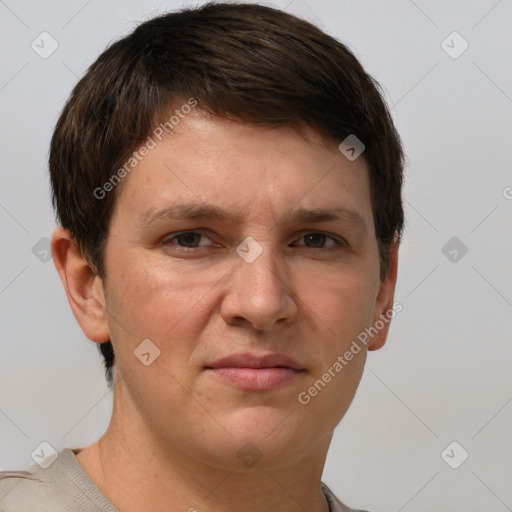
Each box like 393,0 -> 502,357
204,352 -> 306,391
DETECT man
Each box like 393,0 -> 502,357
0,2 -> 404,511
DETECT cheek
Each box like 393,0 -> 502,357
293,269 -> 375,418
105,254 -> 215,337
296,334 -> 367,435
103,253 -> 230,386
298,267 -> 377,340
296,281 -> 371,431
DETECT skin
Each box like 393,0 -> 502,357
52,107 -> 399,512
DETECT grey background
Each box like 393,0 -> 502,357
1,1 -> 511,511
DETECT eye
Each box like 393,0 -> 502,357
163,231 -> 216,249
292,232 -> 343,249
162,230 -> 344,251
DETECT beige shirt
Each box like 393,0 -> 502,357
0,448 -> 368,512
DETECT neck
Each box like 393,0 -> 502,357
76,387 -> 332,512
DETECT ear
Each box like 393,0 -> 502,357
51,226 -> 110,343
368,239 -> 400,351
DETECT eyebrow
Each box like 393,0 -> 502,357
137,203 -> 369,235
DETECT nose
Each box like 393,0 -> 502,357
220,240 -> 298,331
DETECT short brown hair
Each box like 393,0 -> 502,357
49,2 -> 405,386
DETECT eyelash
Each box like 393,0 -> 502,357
162,230 -> 344,251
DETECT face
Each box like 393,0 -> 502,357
92,108 -> 397,470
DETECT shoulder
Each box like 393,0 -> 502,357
0,464 -> 52,511
0,448 -> 118,512
321,481 -> 371,512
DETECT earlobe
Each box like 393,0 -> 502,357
51,226 -> 111,343
368,239 -> 400,351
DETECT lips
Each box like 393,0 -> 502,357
204,352 -> 306,391
206,352 -> 304,370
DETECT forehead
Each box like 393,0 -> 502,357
109,110 -> 374,235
